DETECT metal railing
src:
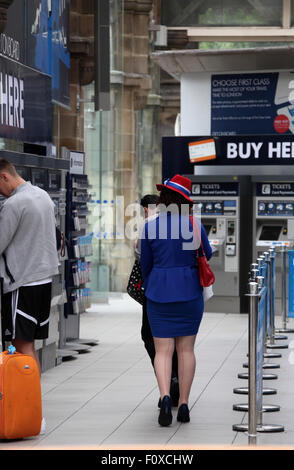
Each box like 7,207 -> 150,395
232,245 -> 294,446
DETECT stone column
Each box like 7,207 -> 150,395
0,0 -> 14,33
56,0 -> 94,154
159,29 -> 189,141
111,0 -> 153,290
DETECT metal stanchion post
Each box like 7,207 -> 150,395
251,268 -> 259,282
233,280 -> 284,436
276,245 -> 294,334
235,265 -> 278,394
249,282 -> 258,445
263,251 -> 270,349
263,251 -> 282,359
238,274 -> 278,381
280,245 -> 287,332
243,255 -> 280,371
256,275 -> 281,419
250,263 -> 259,279
233,281 -> 259,445
261,252 -> 281,369
269,249 -> 275,345
234,275 -> 280,414
273,247 -> 288,340
255,270 -> 284,436
267,248 -> 288,350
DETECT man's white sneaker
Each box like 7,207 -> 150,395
39,417 -> 47,436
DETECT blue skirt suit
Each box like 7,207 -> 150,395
140,213 -> 212,338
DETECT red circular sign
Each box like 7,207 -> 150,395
274,115 -> 290,133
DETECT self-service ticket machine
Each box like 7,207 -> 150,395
189,176 -> 252,313
253,178 -> 294,308
0,150 -> 70,369
14,164 -> 69,368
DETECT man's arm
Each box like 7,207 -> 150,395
0,202 -> 21,255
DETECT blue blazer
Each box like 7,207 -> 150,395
140,213 -> 212,303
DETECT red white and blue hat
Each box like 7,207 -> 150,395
156,174 -> 194,204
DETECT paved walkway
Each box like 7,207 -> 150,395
1,295 -> 294,450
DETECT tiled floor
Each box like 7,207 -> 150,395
1,295 -> 294,450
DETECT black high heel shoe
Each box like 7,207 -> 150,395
158,377 -> 179,408
177,404 -> 190,423
158,395 -> 173,426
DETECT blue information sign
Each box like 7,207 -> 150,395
211,72 -> 293,136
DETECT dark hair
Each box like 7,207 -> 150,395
140,194 -> 159,208
158,187 -> 193,213
0,158 -> 17,177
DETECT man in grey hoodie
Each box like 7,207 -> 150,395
0,158 -> 59,379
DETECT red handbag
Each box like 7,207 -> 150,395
190,216 -> 215,287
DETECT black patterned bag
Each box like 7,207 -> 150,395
127,260 -> 145,305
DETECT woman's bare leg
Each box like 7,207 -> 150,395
153,337 -> 175,398
175,335 -> 197,406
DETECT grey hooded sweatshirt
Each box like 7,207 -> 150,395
0,182 -> 59,293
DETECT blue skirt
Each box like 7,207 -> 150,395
146,296 -> 204,338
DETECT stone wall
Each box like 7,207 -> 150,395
0,0 -> 13,33
54,0 -> 95,154
111,0 -> 154,290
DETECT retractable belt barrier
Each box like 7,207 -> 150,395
232,245 -> 294,446
287,250 -> 294,323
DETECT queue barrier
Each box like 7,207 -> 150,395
232,245 -> 294,446
287,250 -> 294,322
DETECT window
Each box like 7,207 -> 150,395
162,0 -> 283,27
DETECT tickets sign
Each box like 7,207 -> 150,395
188,138 -> 216,163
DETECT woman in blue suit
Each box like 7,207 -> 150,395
140,174 -> 212,426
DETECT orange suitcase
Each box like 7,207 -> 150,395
0,350 -> 42,440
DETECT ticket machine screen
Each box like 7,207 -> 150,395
259,225 -> 282,241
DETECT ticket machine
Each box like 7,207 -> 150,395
253,180 -> 294,255
1,151 -> 70,369
253,178 -> 294,306
189,176 -> 252,313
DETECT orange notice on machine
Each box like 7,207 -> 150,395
188,139 -> 216,163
